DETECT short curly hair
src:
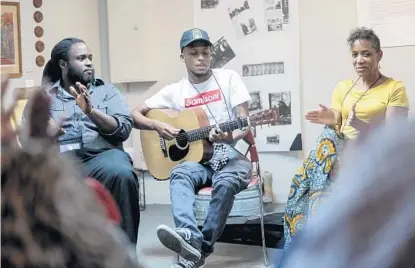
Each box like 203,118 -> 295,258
347,27 -> 381,52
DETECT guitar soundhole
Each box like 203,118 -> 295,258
169,130 -> 189,162
168,145 -> 189,162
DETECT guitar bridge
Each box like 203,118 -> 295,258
159,137 -> 168,158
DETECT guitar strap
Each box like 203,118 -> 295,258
188,71 -> 232,172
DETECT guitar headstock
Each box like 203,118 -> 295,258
249,108 -> 280,127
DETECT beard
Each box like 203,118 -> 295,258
67,65 -> 94,85
190,67 -> 211,78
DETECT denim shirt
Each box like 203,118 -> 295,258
26,79 -> 133,150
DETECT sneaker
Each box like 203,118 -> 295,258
157,224 -> 201,261
171,256 -> 205,268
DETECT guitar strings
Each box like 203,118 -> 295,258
172,117 -> 248,143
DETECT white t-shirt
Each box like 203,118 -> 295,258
145,69 -> 251,125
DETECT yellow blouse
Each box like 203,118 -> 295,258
331,78 -> 409,140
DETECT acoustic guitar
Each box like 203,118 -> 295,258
140,108 -> 280,180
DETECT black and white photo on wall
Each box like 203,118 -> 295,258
243,64 -> 263,76
266,134 -> 280,144
227,0 -> 257,38
264,61 -> 284,74
269,91 -> 291,125
201,0 -> 219,9
211,37 -> 236,68
248,91 -> 262,112
264,0 -> 283,31
282,0 -> 289,24
242,61 -> 284,77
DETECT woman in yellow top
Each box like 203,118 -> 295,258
283,26 -> 409,248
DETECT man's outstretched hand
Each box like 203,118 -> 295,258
69,82 -> 93,114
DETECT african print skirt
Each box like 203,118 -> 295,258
283,126 -> 345,248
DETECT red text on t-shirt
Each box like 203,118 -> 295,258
184,89 -> 222,108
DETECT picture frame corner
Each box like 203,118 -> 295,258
1,0 -> 23,79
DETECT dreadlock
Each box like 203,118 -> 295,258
42,37 -> 85,85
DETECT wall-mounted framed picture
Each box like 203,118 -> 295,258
1,1 -> 23,78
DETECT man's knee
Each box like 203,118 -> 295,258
170,162 -> 201,181
99,149 -> 136,183
224,158 -> 252,187
213,169 -> 251,195
101,165 -> 137,193
101,149 -> 132,163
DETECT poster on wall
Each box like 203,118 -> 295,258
194,0 -> 302,152
356,0 -> 415,47
264,0 -> 283,31
227,0 -> 258,39
201,0 -> 220,9
1,1 -> 22,78
211,37 -> 236,68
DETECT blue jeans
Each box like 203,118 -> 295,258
169,144 -> 252,255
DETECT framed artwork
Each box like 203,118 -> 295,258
1,1 -> 22,78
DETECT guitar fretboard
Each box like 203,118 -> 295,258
186,117 -> 249,142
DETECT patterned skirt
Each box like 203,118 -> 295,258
283,126 -> 345,248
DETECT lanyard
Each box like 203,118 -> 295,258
188,71 -> 232,125
340,75 -> 382,133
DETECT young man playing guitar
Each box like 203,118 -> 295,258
132,28 -> 253,268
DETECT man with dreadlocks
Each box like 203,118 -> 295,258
22,37 -> 140,244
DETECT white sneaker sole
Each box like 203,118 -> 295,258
157,225 -> 201,262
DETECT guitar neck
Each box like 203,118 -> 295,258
186,117 -> 249,142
